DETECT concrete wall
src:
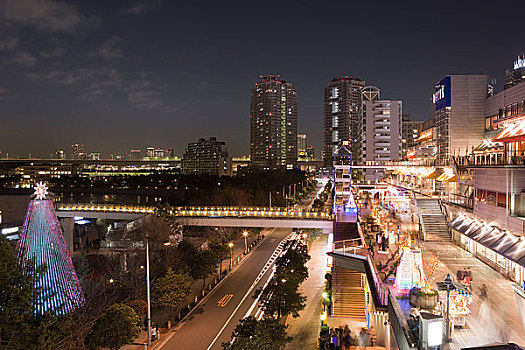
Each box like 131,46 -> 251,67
449,74 -> 489,154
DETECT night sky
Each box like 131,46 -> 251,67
0,0 -> 523,158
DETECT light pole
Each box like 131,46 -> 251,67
443,273 -> 453,343
302,232 -> 308,248
145,236 -> 152,347
242,231 -> 248,254
228,242 -> 234,270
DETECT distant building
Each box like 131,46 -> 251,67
165,148 -> 174,157
401,114 -> 422,156
56,149 -> 65,160
323,76 -> 365,167
250,75 -> 297,170
182,137 -> 232,176
361,86 -> 402,181
89,152 -> 100,160
306,145 -> 315,158
154,148 -> 165,158
146,147 -> 155,158
129,149 -> 141,160
71,144 -> 86,160
505,55 -> 525,89
297,134 -> 307,157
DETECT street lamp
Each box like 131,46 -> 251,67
302,232 -> 308,247
228,242 -> 234,270
242,231 -> 248,254
145,235 -> 152,347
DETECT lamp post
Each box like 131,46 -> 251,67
145,235 -> 152,347
242,231 -> 248,254
228,242 -> 234,270
443,273 -> 453,343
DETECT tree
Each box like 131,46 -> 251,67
222,316 -> 292,350
0,234 -> 69,349
256,278 -> 306,319
127,299 -> 147,321
189,249 -> 218,290
274,243 -> 310,288
151,268 -> 191,321
86,303 -> 140,350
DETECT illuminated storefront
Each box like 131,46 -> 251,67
448,213 -> 525,284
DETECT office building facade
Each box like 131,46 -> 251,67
250,75 -> 297,170
182,137 -> 231,176
401,114 -> 423,156
323,76 -> 365,167
433,74 -> 489,162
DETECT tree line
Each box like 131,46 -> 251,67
222,239 -> 310,350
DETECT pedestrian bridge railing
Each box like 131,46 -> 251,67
55,203 -> 333,220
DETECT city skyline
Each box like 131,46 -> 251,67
0,0 -> 523,157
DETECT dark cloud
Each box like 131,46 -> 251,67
95,37 -> 123,60
0,0 -> 94,33
123,0 -> 163,15
8,52 -> 37,65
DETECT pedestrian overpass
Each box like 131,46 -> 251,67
55,203 -> 335,236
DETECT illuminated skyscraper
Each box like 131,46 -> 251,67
323,77 -> 365,167
250,75 -> 297,170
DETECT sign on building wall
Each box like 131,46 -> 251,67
433,76 -> 451,111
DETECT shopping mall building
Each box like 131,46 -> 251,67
395,57 -> 525,285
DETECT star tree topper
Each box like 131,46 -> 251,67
34,181 -> 49,200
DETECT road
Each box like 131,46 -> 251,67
160,228 -> 294,350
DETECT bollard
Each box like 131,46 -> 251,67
195,296 -> 198,303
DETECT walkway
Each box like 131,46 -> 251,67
398,206 -> 525,348
285,234 -> 328,350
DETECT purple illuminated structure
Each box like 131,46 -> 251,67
16,182 -> 84,315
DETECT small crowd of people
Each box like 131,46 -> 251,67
456,267 -> 473,290
328,326 -> 376,349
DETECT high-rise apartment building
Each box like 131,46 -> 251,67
433,74 -> 489,161
71,144 -> 85,160
182,137 -> 232,176
505,55 -> 525,89
250,75 -> 298,170
323,76 -> 365,167
56,149 -> 65,160
361,86 -> 402,181
146,147 -> 155,158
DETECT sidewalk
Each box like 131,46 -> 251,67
122,229 -> 269,350
285,234 -> 328,350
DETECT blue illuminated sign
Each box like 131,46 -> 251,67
433,76 -> 451,111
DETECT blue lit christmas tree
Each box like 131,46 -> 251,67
16,182 -> 84,315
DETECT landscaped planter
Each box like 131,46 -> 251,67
409,288 -> 439,309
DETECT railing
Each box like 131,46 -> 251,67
388,293 -> 418,349
55,203 -> 333,220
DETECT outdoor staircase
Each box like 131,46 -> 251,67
331,267 -> 366,321
417,198 -> 450,242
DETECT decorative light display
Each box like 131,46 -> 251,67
395,246 -> 427,293
16,192 -> 84,315
33,181 -> 48,200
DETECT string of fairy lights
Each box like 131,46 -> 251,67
16,183 -> 84,315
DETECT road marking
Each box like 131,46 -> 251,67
217,294 -> 234,307
205,232 -> 295,350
